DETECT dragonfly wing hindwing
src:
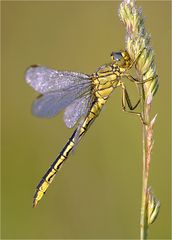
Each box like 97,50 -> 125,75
63,94 -> 92,128
32,85 -> 92,118
32,92 -> 72,118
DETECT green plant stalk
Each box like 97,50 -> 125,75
138,79 -> 157,239
118,0 -> 160,239
140,91 -> 150,239
136,64 -> 151,239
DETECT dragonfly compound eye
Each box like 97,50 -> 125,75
111,51 -> 123,61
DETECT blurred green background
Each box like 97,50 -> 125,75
2,1 -> 171,239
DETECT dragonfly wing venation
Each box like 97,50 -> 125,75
25,66 -> 91,94
25,65 -> 93,119
64,94 -> 92,128
32,84 -> 92,119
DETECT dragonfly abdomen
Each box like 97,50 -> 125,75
33,129 -> 77,207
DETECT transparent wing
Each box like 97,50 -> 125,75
71,94 -> 95,147
25,66 -> 90,94
63,94 -> 92,128
32,84 -> 92,118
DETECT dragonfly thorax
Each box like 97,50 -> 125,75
91,65 -> 120,100
91,51 -> 133,100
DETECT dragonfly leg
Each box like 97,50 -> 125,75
124,73 -> 158,84
124,47 -> 158,84
120,82 -> 146,124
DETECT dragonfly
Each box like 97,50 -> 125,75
25,49 -> 152,207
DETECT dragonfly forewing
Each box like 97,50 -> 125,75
25,66 -> 91,93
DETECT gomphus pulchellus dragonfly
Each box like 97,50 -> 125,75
25,50 -> 154,207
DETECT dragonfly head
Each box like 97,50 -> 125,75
111,50 -> 132,68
